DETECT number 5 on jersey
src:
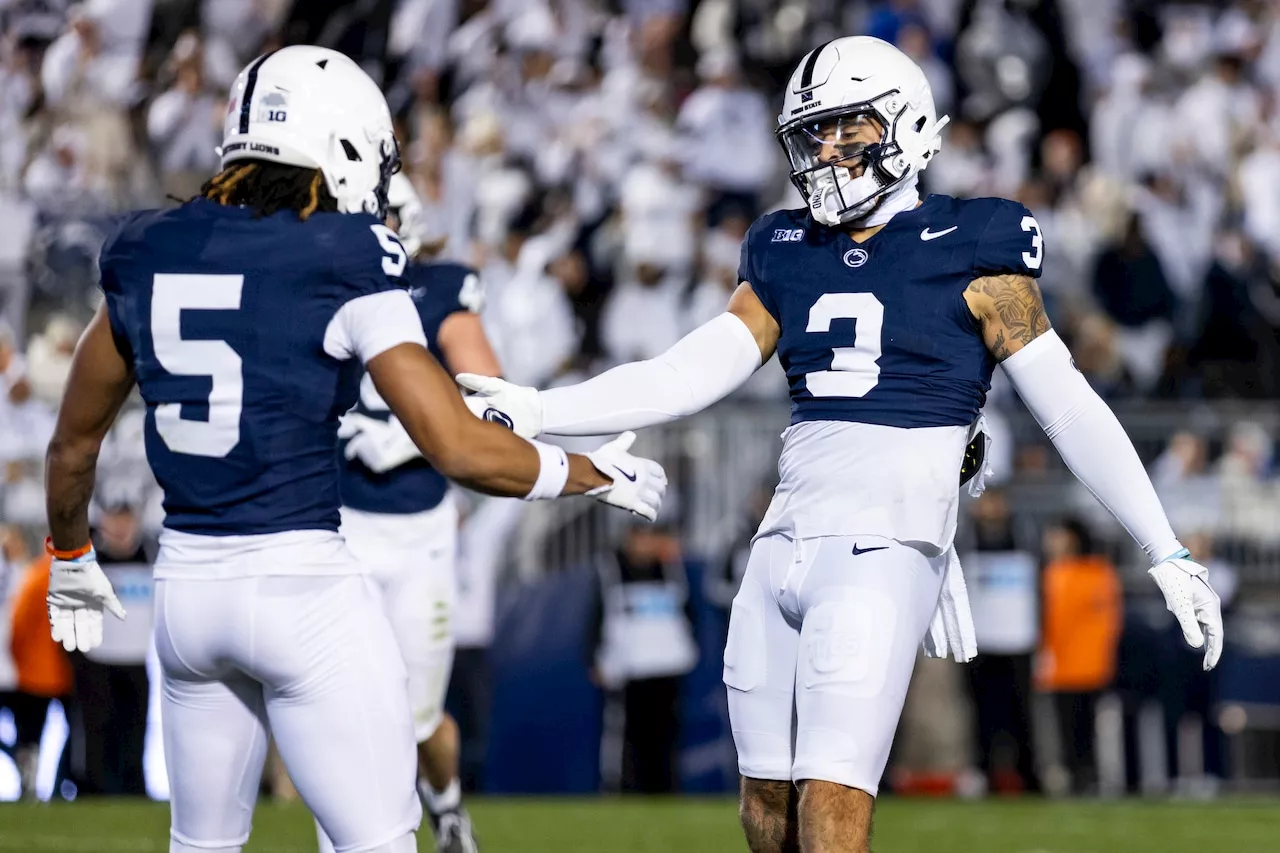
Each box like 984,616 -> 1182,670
151,274 -> 243,457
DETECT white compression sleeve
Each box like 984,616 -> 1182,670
540,312 -> 764,436
1000,329 -> 1181,564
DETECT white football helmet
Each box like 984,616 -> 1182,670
219,45 -> 400,218
777,36 -> 949,226
385,172 -> 430,257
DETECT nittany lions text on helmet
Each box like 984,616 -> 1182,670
220,45 -> 400,218
777,36 -> 949,227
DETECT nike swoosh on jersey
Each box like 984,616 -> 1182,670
850,544 -> 889,556
920,226 -> 958,241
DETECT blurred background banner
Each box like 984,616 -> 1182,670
2,0 -> 1280,801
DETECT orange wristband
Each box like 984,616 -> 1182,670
45,537 -> 93,561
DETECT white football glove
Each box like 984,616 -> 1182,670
583,431 -> 667,522
1149,548 -> 1223,671
456,373 -> 543,439
338,412 -> 421,474
48,549 -> 126,653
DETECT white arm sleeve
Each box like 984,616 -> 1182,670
1000,329 -> 1181,564
541,312 -> 764,436
323,289 -> 428,363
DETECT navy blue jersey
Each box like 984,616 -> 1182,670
99,198 -> 409,536
338,261 -> 482,515
740,194 -> 1043,428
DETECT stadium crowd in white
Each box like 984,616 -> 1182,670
0,0 -> 1279,550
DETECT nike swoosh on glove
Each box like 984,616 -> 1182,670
338,412 -> 421,473
1149,549 -> 1223,670
48,550 -> 126,653
583,431 -> 667,522
456,373 -> 543,439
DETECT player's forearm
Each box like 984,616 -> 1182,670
44,306 -> 133,551
1001,330 -> 1181,563
368,344 -> 608,497
541,313 -> 762,436
45,434 -> 100,550
432,419 -> 607,497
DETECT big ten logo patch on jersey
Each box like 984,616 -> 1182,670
773,228 -> 805,243
258,91 -> 288,122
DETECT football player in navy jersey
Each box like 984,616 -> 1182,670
42,46 -> 665,853
459,36 -> 1223,852
322,173 -> 495,853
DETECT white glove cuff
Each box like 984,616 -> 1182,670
523,439 -> 569,501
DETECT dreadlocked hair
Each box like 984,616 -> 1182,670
198,160 -> 338,220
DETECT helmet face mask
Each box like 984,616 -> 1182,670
369,133 -> 402,220
778,105 -> 904,222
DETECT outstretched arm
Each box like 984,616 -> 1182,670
369,342 -> 666,520
965,273 -> 1221,668
369,342 -> 604,496
462,283 -> 777,438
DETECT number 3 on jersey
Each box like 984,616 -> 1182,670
151,274 -> 243,457
1021,215 -> 1043,270
805,293 -> 884,398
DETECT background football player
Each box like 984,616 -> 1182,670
324,173 -> 498,853
43,46 -> 666,853
457,37 -> 1223,853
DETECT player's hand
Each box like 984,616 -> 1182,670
1149,549 -> 1223,671
338,412 -> 421,473
582,431 -> 667,522
456,373 -> 543,439
48,550 -> 125,653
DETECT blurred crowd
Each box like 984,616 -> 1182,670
3,0 -> 1274,560
2,0 -> 1280,800
1,0 -> 1279,391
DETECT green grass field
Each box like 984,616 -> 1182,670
0,797 -> 1278,852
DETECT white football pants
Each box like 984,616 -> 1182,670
340,496 -> 458,743
155,570 -> 420,853
724,534 -> 946,796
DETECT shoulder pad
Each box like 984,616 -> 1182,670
971,198 -> 1044,280
322,211 -> 411,295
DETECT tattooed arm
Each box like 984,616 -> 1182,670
46,305 -> 135,550
962,273 -> 1051,361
